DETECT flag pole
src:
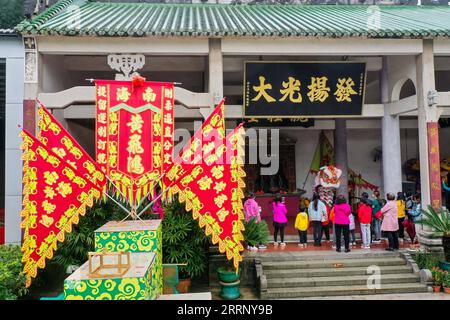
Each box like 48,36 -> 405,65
103,191 -> 133,216
135,182 -> 174,218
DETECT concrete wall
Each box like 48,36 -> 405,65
1,36 -> 24,244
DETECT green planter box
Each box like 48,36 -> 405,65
94,220 -> 163,297
64,252 -> 155,300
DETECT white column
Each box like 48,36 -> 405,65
381,56 -> 403,196
416,40 -> 439,207
201,39 -> 223,120
5,54 -> 25,244
208,38 -> 223,105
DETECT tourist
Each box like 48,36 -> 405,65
443,175 -> 450,210
244,192 -> 261,223
349,212 -> 356,246
406,193 -> 422,244
330,206 -> 338,249
358,198 -> 372,249
272,195 -> 288,247
308,193 -> 328,247
244,192 -> 264,251
333,195 -> 352,253
409,193 -> 422,223
360,192 -> 373,242
396,192 -> 407,242
321,202 -> 332,243
295,205 -> 309,248
381,193 -> 400,251
151,187 -> 164,220
371,190 -> 383,243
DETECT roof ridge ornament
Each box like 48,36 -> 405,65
107,54 -> 145,80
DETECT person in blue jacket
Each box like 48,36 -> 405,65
443,174 -> 450,210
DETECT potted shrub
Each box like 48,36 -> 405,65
420,206 -> 450,271
217,261 -> 241,300
431,267 -> 444,293
0,244 -> 29,300
162,200 -> 209,293
243,217 -> 270,250
444,271 -> 450,294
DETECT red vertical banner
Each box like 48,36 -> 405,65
427,122 -> 442,209
95,80 -> 174,205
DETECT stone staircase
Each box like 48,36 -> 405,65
256,251 -> 429,299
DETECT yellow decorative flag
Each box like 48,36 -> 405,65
20,130 -> 102,287
170,118 -> 246,270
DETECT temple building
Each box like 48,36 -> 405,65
2,1 -> 450,247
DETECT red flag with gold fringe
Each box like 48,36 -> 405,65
20,130 -> 102,287
169,120 -> 246,269
162,99 -> 226,197
95,80 -> 174,205
37,102 -> 106,189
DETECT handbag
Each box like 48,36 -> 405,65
374,210 -> 382,220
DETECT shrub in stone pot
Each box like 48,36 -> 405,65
420,206 -> 450,271
217,262 -> 241,300
162,200 -> 209,294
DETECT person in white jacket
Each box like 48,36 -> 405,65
308,193 -> 328,247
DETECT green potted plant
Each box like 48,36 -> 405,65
420,206 -> 450,271
162,199 -> 209,293
243,217 -> 270,250
0,244 -> 29,300
215,217 -> 269,300
431,267 -> 444,293
217,261 -> 241,300
443,271 -> 450,294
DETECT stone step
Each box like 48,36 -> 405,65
264,265 -> 413,278
256,250 -> 400,262
263,257 -> 406,270
266,273 -> 420,288
262,283 -> 429,299
417,229 -> 443,239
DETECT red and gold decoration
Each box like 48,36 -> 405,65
162,99 -> 226,196
37,102 -> 106,189
95,79 -> 174,205
19,77 -> 247,287
164,101 -> 246,269
427,122 -> 442,209
20,130 -> 102,287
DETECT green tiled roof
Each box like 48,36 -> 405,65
16,1 -> 450,38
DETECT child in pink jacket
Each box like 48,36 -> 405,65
243,193 -> 266,251
244,193 -> 261,223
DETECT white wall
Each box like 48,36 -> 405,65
2,36 -> 24,244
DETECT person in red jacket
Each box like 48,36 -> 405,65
358,198 -> 373,249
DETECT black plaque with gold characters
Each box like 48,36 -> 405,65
243,117 -> 315,128
244,61 -> 366,118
